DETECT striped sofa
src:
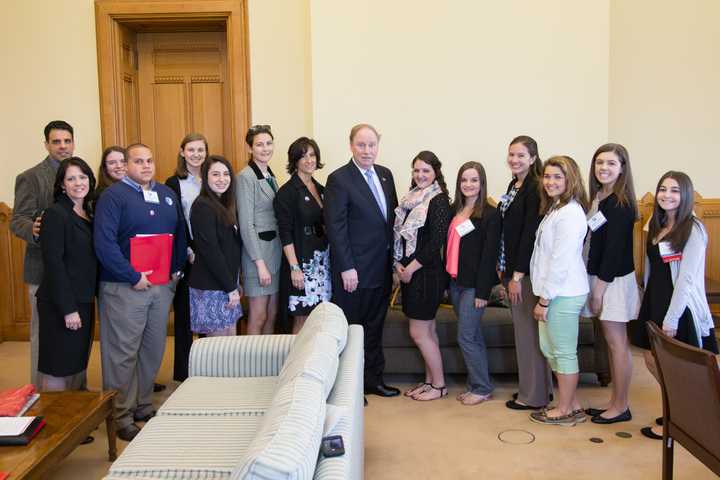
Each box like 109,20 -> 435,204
103,302 -> 364,480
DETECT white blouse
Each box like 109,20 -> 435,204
530,199 -> 590,300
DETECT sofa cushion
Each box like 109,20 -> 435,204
157,376 -> 279,417
306,302 -> 349,352
232,376 -> 326,480
278,332 -> 339,397
107,415 -> 263,479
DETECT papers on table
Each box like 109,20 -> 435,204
0,417 -> 35,436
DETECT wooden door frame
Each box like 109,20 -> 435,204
94,0 -> 251,169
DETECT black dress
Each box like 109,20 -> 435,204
629,241 -> 718,353
274,174 -> 331,324
398,194 -> 452,320
36,195 -> 97,377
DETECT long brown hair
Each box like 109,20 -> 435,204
509,135 -> 542,180
96,145 -> 126,193
589,143 -> 638,219
176,133 -> 209,178
451,161 -> 487,219
649,171 -> 699,252
197,155 -> 237,226
538,156 -> 589,214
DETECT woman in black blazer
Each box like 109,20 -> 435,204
445,161 -> 500,405
499,136 -> 553,410
36,157 -> 97,392
166,133 -> 208,380
188,155 -> 243,336
274,137 -> 331,333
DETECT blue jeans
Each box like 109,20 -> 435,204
450,281 -> 494,395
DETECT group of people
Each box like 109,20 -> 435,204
11,120 -> 716,443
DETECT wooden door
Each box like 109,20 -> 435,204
137,32 -> 231,182
118,24 -> 140,146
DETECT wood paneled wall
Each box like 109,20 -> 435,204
1,194 -> 718,341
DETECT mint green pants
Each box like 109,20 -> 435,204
538,294 -> 587,375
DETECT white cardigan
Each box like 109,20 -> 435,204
644,220 -> 713,345
530,199 -> 590,300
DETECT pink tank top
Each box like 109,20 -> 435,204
446,215 -> 464,279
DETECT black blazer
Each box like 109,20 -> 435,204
274,173 -> 328,258
455,207 -> 501,300
587,193 -> 636,282
499,175 -> 541,277
188,196 -> 243,293
324,160 -> 398,289
398,194 -> 452,270
36,194 -> 97,314
165,175 -> 195,253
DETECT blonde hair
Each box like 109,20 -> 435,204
539,155 -> 588,214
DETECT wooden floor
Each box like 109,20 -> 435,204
0,338 -> 717,479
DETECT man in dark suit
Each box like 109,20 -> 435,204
325,124 -> 400,398
11,120 -> 74,389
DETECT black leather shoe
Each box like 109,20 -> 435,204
641,426 -> 662,440
364,384 -> 400,397
505,399 -> 545,410
153,383 -> 167,393
117,423 -> 141,442
591,409 -> 632,424
364,396 -> 368,407
585,408 -> 606,417
655,416 -> 663,426
133,410 -> 156,422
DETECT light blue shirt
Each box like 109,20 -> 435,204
352,158 -> 386,217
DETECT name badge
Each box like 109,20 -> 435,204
143,190 -> 160,204
455,219 -> 475,237
658,241 -> 682,263
587,211 -> 607,232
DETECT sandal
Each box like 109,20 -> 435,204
404,382 -> 431,397
413,384 -> 448,401
461,392 -> 492,406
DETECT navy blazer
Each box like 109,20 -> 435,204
324,160 -> 398,289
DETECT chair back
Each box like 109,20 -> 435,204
647,322 -> 720,473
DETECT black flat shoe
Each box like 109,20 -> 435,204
364,384 -> 400,397
655,417 -> 663,426
153,383 -> 167,393
364,396 -> 368,407
591,409 -> 632,424
80,435 -> 94,445
505,399 -> 544,410
641,426 -> 662,440
584,408 -> 606,417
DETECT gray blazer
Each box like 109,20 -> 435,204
236,161 -> 281,278
10,157 -> 59,284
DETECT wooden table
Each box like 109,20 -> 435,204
0,390 -> 116,479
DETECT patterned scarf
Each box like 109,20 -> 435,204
393,181 -> 442,262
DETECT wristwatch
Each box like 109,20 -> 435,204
290,264 -> 302,272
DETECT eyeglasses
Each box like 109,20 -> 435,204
249,124 -> 271,133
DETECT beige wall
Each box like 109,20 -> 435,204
0,0 -> 312,204
309,0 -> 610,198
609,0 -> 720,197
2,0 -> 718,204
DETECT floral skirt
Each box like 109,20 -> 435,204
288,248 -> 332,316
189,287 -> 243,334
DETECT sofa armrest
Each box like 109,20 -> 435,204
189,334 -> 296,378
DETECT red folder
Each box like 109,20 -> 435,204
130,234 -> 173,285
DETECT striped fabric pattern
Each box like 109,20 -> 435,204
107,415 -> 263,479
232,376 -> 326,480
278,332 -> 340,398
306,302 -> 349,352
189,335 -> 295,378
315,325 -> 365,480
157,376 -> 279,417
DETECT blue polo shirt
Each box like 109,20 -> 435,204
94,177 -> 187,284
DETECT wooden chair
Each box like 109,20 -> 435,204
647,322 -> 720,479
